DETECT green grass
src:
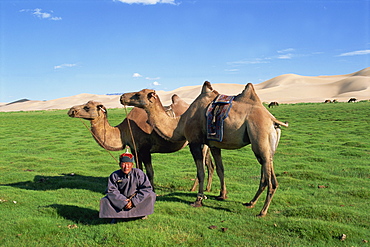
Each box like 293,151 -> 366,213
1,102 -> 369,246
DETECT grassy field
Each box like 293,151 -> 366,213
0,102 -> 369,246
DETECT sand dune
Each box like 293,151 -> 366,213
1,67 -> 369,112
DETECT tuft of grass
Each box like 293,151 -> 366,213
1,102 -> 369,246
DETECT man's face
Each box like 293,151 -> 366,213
120,162 -> 133,175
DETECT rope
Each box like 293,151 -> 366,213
78,106 -> 139,168
123,105 -> 140,168
79,118 -> 118,163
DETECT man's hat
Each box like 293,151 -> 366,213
119,153 -> 134,163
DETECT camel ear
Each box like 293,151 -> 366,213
97,105 -> 107,114
148,92 -> 157,102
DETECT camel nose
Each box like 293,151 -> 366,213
67,108 -> 76,117
120,94 -> 126,105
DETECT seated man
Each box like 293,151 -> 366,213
99,153 -> 156,222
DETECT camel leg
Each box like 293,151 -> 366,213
242,122 -> 280,217
244,153 -> 278,217
190,179 -> 199,192
258,159 -> 278,217
134,153 -> 143,170
190,145 -> 214,192
210,147 -> 227,200
189,143 -> 206,207
204,146 -> 215,192
139,149 -> 155,190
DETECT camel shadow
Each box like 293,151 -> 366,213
2,173 -> 107,194
157,192 -> 233,212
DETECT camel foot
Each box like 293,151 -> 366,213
243,202 -> 255,208
256,213 -> 266,218
190,200 -> 203,207
190,194 -> 205,207
216,195 -> 228,201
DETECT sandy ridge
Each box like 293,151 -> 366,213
1,67 -> 369,112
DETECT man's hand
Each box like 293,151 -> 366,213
124,199 -> 133,210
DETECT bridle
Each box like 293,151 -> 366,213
78,105 -> 140,168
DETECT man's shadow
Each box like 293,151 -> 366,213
43,204 -> 108,225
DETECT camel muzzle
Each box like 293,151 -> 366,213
120,94 -> 131,106
67,108 -> 77,117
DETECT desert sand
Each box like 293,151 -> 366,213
1,67 -> 369,112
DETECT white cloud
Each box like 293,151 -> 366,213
54,63 -> 77,69
114,0 -> 177,5
20,8 -> 62,21
277,48 -> 296,59
227,58 -> 270,66
152,81 -> 161,86
277,53 -> 293,59
277,48 -> 295,53
132,73 -> 143,78
338,49 -> 370,57
145,77 -> 160,80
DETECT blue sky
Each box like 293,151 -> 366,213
1,0 -> 369,102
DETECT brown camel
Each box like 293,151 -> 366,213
268,101 -> 279,108
67,97 -> 214,191
120,81 -> 288,217
348,97 -> 357,103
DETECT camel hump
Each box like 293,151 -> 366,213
201,81 -> 214,94
127,107 -> 153,134
170,94 -> 190,116
235,83 -> 262,103
171,94 -> 181,103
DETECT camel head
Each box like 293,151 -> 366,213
67,100 -> 107,120
120,89 -> 163,110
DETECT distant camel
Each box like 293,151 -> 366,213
333,99 -> 338,103
268,101 -> 279,108
324,100 -> 332,103
67,98 -> 214,191
120,81 -> 288,217
348,98 -> 357,103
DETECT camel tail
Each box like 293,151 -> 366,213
266,108 -> 288,127
274,119 -> 289,128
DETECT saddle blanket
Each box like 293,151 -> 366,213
206,94 -> 235,142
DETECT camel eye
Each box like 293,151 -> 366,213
83,106 -> 89,111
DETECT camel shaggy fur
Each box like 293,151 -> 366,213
120,81 -> 288,217
67,97 -> 214,191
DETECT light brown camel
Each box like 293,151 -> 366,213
120,81 -> 288,217
67,97 -> 214,191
